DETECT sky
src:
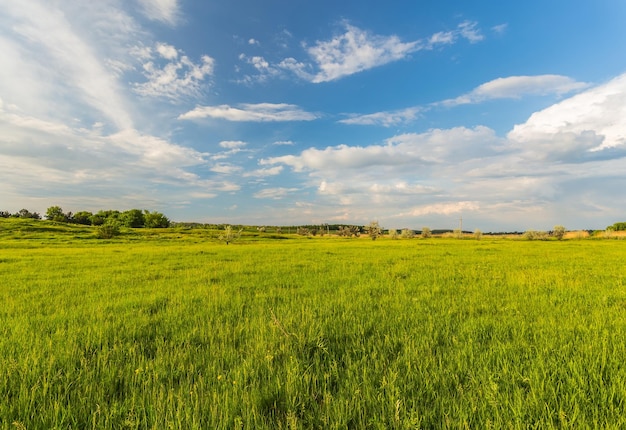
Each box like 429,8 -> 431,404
1,0 -> 626,231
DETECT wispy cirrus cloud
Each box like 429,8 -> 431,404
137,0 -> 180,25
0,1 -> 136,130
341,75 -> 589,127
338,107 -> 421,126
243,166 -> 284,177
179,103 -> 318,122
254,187 -> 299,199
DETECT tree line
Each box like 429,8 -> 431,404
1,206 -> 170,228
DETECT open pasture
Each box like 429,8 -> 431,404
1,221 -> 626,428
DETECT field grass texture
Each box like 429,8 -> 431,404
1,220 -> 626,428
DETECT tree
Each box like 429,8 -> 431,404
72,211 -> 93,225
553,225 -> 566,240
219,225 -> 242,245
607,222 -> 626,231
388,229 -> 398,239
297,227 -> 311,236
16,209 -> 40,219
338,226 -> 360,237
0,211 -> 10,218
421,227 -> 432,238
45,206 -> 68,222
474,229 -> 483,240
144,210 -> 170,228
366,221 -> 382,240
121,209 -> 145,228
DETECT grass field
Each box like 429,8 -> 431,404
1,219 -> 626,428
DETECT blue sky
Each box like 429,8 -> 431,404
2,0 -> 626,231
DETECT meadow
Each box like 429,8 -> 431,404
1,219 -> 626,429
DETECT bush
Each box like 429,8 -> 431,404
96,221 -> 121,239
553,225 -> 566,240
401,228 -> 415,239
523,230 -> 547,241
421,227 -> 432,239
366,221 -> 382,241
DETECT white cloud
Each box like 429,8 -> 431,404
305,24 -> 419,83
441,75 -> 589,106
273,140 -> 295,146
179,103 -> 318,122
219,140 -> 247,149
211,163 -> 243,174
457,21 -> 484,43
492,23 -> 508,34
238,21 -> 485,84
400,201 -> 480,217
339,107 -> 421,126
133,44 -> 215,101
341,75 -> 589,128
508,73 -> 626,160
428,31 -> 456,46
263,125 -> 499,172
248,38 -> 260,46
237,54 -> 283,83
0,105 -> 238,211
254,187 -> 298,199
156,42 -> 178,60
368,182 -> 436,195
137,0 -> 180,25
243,166 -> 284,177
0,1 -> 135,130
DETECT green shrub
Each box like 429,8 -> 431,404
96,221 -> 121,239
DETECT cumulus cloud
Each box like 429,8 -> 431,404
137,0 -> 180,25
179,103 -> 318,122
263,126 -> 500,173
508,73 -> 626,161
156,42 -> 178,60
0,104 -> 239,211
236,54 -> 284,83
440,75 -> 589,107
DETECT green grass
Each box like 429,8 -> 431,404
1,219 -> 626,428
